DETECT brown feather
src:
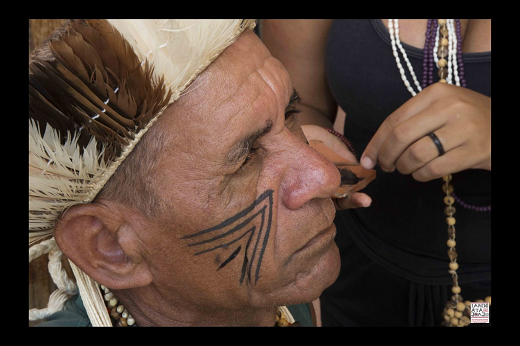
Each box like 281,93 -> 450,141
29,19 -> 170,163
72,21 -> 120,87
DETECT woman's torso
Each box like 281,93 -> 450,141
325,19 -> 491,283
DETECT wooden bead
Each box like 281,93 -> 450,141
450,317 -> 459,326
438,67 -> 448,79
485,296 -> 491,305
439,26 -> 449,37
444,205 -> 456,216
439,79 -> 447,83
447,248 -> 457,260
449,262 -> 459,270
456,302 -> 466,312
438,46 -> 449,59
451,293 -> 463,302
465,300 -> 471,307
110,307 -> 120,320
441,38 -> 449,47
460,316 -> 470,326
118,317 -> 128,327
446,217 -> 456,226
454,311 -> 463,318
446,308 -> 455,317
442,174 -> 452,182
277,317 -> 289,327
438,19 -> 447,25
452,286 -> 461,294
444,196 -> 454,205
463,307 -> 471,317
438,59 -> 447,67
447,226 -> 455,237
447,239 -> 456,247
442,183 -> 454,194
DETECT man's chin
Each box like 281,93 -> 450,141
254,242 -> 340,308
291,242 -> 340,302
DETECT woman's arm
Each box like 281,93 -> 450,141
262,20 -> 337,127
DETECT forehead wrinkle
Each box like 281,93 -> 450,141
255,57 -> 293,119
214,60 -> 282,167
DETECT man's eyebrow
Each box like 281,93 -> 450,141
224,89 -> 300,167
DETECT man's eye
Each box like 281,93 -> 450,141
285,89 -> 301,121
284,108 -> 301,124
242,145 -> 260,167
284,107 -> 301,132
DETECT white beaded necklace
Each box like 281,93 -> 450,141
388,19 -> 461,97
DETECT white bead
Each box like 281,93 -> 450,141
389,19 -> 422,96
122,310 -> 128,318
117,305 -> 124,313
109,297 -> 118,307
104,292 -> 114,301
127,316 -> 135,326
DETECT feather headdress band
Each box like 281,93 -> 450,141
29,19 -> 255,326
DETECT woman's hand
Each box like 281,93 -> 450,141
302,125 -> 372,209
361,83 -> 491,182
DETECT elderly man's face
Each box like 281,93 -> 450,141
140,31 -> 341,311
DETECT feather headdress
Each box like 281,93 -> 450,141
29,19 -> 255,326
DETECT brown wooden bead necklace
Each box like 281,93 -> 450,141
440,174 -> 491,326
390,19 -> 491,326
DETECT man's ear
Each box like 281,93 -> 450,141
54,202 -> 153,290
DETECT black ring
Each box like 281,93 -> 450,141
427,132 -> 445,156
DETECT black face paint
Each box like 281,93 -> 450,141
182,190 -> 273,285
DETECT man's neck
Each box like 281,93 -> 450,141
112,286 -> 278,327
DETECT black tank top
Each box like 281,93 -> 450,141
325,19 -> 491,284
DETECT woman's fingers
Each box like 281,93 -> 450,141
334,192 -> 372,210
361,83 -> 491,177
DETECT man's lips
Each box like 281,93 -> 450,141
285,223 -> 337,265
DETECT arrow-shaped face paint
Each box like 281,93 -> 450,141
183,190 -> 273,285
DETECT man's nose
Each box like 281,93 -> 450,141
280,130 -> 341,210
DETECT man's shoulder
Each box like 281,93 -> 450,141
287,303 -> 314,327
34,294 -> 92,327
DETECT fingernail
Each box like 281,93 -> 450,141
361,156 -> 373,169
